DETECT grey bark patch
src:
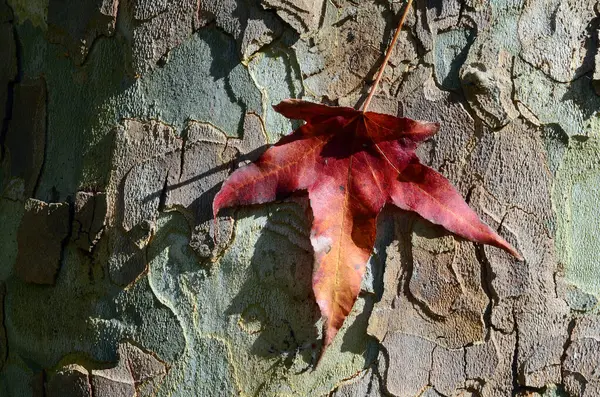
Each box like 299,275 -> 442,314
301,1 -> 418,101
465,341 -> 498,380
563,283 -> 598,312
480,331 -> 517,396
230,113 -> 269,162
480,121 -> 554,236
513,57 -> 600,138
89,342 -> 166,396
431,346 -> 465,395
368,234 -> 486,350
122,155 -> 179,231
571,315 -> 600,340
167,116 -> 267,260
47,0 -> 118,65
133,0 -> 168,20
383,333 -> 434,396
399,66 -> 476,182
434,28 -> 474,91
107,229 -> 147,286
123,0 -> 199,75
459,0 -> 522,130
45,365 -> 92,397
14,199 -> 70,285
564,338 -> 600,393
108,116 -> 263,267
166,121 -> 236,259
515,295 -> 568,388
119,342 -> 167,388
261,0 -> 325,34
331,367 -> 381,397
198,0 -> 283,61
563,316 -> 600,395
518,0 -> 596,83
460,59 -> 518,129
106,120 -> 182,230
91,366 -> 135,397
164,121 -> 229,215
541,124 -> 569,177
103,120 -> 182,285
421,388 -> 445,397
72,192 -> 107,252
409,233 -> 464,317
3,78 -> 47,201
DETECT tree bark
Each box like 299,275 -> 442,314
1,0 -> 599,396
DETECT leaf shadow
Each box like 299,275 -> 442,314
224,202 -> 321,371
141,143 -> 269,225
557,13 -> 600,130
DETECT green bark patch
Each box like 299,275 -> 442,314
146,207 -> 376,396
554,137 -> 600,296
14,23 -> 262,201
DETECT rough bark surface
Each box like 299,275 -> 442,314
0,0 -> 599,396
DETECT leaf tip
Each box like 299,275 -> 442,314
272,98 -> 298,113
409,120 -> 440,141
493,235 -> 524,262
509,247 -> 524,262
313,326 -> 335,368
212,193 -> 225,242
424,121 -> 441,136
212,193 -> 222,220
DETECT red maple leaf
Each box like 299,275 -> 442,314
213,99 -> 522,355
214,0 -> 521,360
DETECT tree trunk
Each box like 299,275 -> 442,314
1,0 -> 599,395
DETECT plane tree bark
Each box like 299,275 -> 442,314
1,0 -> 599,396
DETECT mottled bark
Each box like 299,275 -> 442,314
1,0 -> 599,396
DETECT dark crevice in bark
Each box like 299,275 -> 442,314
559,317 -> 577,385
565,372 -> 588,395
516,54 -> 593,85
0,88 -> 11,163
317,0 -> 330,30
375,343 -> 394,397
475,244 -> 498,333
510,307 -> 520,396
364,368 -> 377,396
39,370 -> 47,397
575,10 -> 600,81
158,174 -> 169,212
509,52 -> 519,115
0,80 -> 14,163
0,19 -> 21,164
56,201 -> 75,284
178,134 -> 186,184
0,282 -> 7,374
32,78 -> 49,201
89,371 -> 97,397
427,344 -> 436,386
399,220 -> 446,323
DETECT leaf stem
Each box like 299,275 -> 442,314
361,0 -> 413,113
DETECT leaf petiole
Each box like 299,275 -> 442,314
361,0 -> 414,113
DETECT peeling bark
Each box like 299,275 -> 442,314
1,0 -> 599,396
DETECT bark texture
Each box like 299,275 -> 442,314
1,0 -> 599,396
